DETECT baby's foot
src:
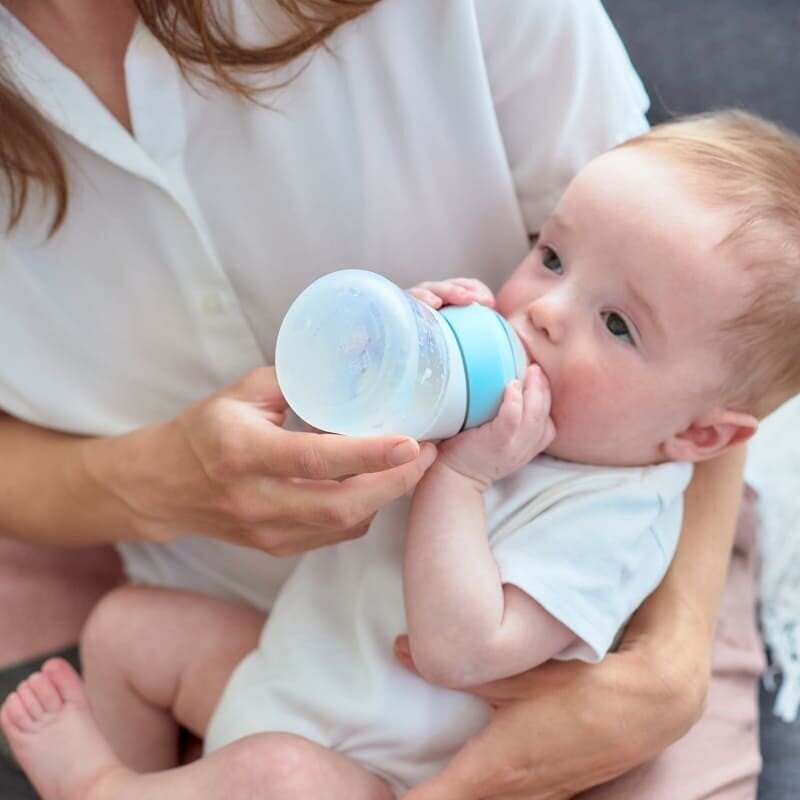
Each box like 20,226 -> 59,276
0,658 -> 129,800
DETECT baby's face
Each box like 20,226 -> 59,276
496,147 -> 754,466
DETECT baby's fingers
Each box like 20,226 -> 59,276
448,278 -> 496,308
407,287 -> 444,309
522,365 -> 551,414
522,366 -> 555,446
411,280 -> 477,307
494,379 -> 524,434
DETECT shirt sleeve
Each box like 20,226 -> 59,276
474,0 -> 650,233
491,464 -> 691,663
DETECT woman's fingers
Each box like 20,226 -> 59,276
131,365 -> 437,552
394,637 -> 618,799
394,633 -> 556,706
247,425 -> 424,479
210,443 -> 436,554
241,516 -> 375,557
263,443 -> 438,526
402,661 -> 623,800
396,629 -> 697,799
393,635 -> 417,672
459,658 -> 582,706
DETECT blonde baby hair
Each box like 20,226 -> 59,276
621,110 -> 800,417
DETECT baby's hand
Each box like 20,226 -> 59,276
407,278 -> 495,310
437,365 -> 555,489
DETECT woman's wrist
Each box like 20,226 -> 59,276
0,413 -> 147,546
79,418 -> 201,544
77,424 -> 163,543
617,590 -> 712,731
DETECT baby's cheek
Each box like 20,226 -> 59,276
553,362 -> 609,421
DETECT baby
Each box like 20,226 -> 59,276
4,110 -> 800,800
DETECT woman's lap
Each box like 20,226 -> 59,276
2,488 -> 795,798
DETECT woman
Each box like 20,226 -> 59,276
0,0 -> 762,797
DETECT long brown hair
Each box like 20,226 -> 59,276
0,0 -> 379,233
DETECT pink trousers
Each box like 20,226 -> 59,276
577,485 -> 764,800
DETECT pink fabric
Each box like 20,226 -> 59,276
577,485 -> 764,800
0,538 -> 122,666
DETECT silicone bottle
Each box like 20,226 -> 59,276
274,269 -> 528,439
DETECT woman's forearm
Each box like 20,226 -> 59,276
0,413 -> 139,546
392,448 -> 750,800
0,368 -> 438,554
623,446 -> 747,696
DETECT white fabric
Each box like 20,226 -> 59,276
205,456 -> 691,793
0,0 -> 649,609
746,394 -> 800,721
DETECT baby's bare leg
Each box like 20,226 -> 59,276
80,584 -> 264,771
141,733 -> 396,800
1,659 -> 395,800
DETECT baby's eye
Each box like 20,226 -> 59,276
602,311 -> 635,345
541,246 -> 563,275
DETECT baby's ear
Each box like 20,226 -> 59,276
661,409 -> 758,463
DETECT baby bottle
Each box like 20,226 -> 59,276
274,269 -> 528,440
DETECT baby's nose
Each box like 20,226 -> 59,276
528,295 -> 567,342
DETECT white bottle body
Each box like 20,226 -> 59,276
275,270 -> 468,439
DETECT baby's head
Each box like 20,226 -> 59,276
496,110 -> 800,466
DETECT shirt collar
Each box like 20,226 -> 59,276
0,6 -> 174,188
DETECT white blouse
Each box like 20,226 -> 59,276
0,0 -> 649,606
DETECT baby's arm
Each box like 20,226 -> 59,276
404,368 -> 575,690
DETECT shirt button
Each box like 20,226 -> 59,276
201,292 -> 225,317
136,31 -> 160,56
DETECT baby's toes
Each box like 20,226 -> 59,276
28,672 -> 63,714
41,658 -> 86,707
1,692 -> 36,734
16,681 -> 46,720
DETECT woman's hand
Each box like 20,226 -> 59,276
394,603 -> 710,800
83,367 -> 437,555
